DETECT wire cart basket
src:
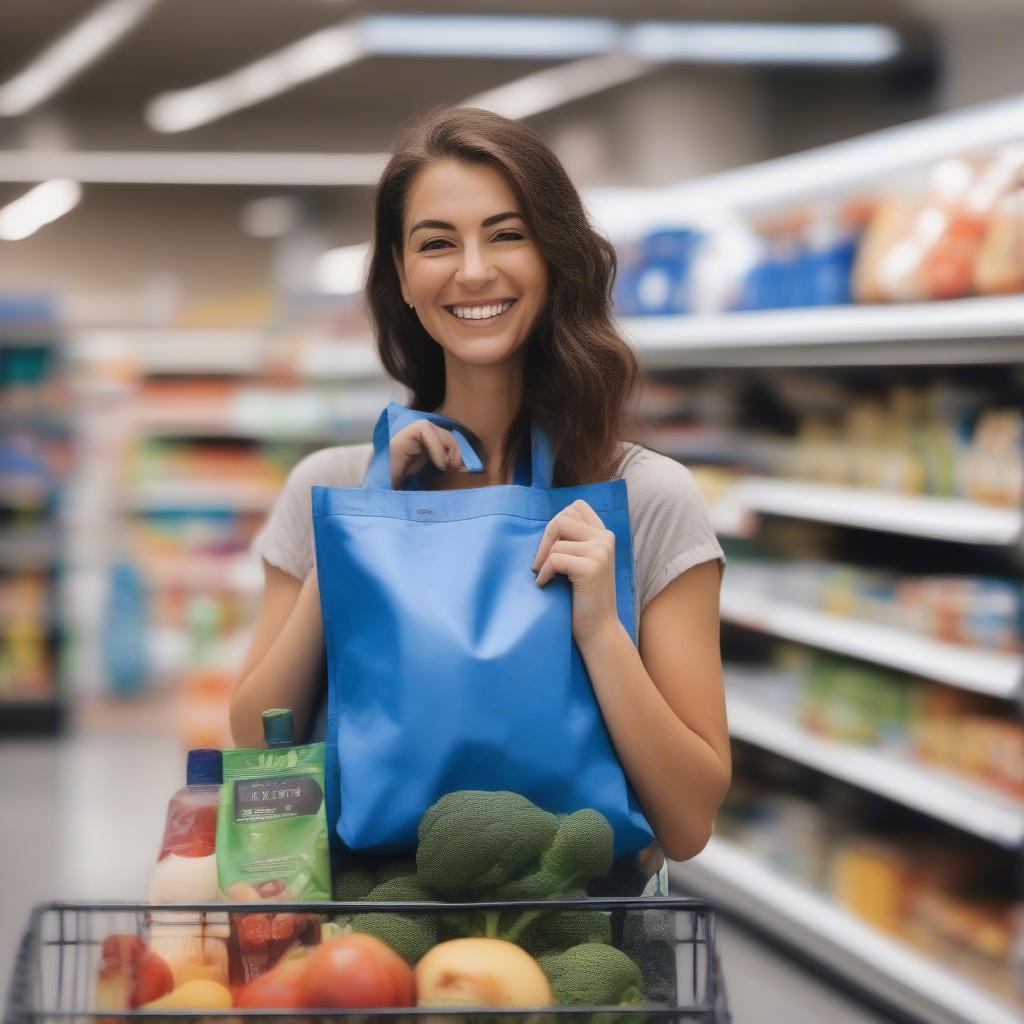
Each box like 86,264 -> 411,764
5,897 -> 730,1024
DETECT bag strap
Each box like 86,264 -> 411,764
363,401 -> 554,490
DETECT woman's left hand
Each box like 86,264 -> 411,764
532,499 -> 619,645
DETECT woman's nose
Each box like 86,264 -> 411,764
455,242 -> 496,285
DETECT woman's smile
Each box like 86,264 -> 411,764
443,297 -> 518,326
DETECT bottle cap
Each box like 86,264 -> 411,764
262,708 -> 295,748
186,748 -> 223,786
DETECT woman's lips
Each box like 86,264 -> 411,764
444,299 -> 517,326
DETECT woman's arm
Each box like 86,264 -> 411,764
230,561 -> 326,748
576,559 -> 730,862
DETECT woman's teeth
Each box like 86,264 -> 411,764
447,299 -> 516,321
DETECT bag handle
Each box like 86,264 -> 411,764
363,401 -> 554,491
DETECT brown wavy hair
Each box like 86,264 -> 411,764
364,105 -> 644,487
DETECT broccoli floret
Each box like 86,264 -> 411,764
350,912 -> 437,964
538,943 -> 645,1011
375,857 -> 418,885
518,910 -> 613,957
348,875 -> 437,965
416,790 -> 559,900
333,865 -> 376,901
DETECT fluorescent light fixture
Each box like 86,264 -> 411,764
0,0 -> 160,117
145,15 -> 903,134
147,23 -> 362,132
625,22 -> 900,65
0,150 -> 389,185
360,15 -> 618,58
464,51 -> 657,120
0,179 -> 81,240
315,241 -> 371,294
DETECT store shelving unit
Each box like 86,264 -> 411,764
0,303 -> 70,736
720,586 -> 1022,698
724,686 -> 1024,846
623,103 -> 1024,1024
670,836 -> 1021,1024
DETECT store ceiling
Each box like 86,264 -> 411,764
1,0 -> 1011,154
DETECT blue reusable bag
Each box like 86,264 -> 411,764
312,401 -> 654,858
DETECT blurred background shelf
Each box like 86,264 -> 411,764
725,690 -> 1024,845
720,586 -> 1022,697
670,836 -> 1022,1024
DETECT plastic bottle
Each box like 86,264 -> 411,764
148,749 -> 229,987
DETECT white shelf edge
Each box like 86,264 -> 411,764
724,693 -> 1024,846
720,586 -> 1022,698
727,477 -> 1022,545
671,836 -> 1022,1024
621,295 -> 1024,350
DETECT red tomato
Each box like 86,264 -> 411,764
130,952 -> 174,1007
235,959 -> 309,1009
300,935 -> 413,1008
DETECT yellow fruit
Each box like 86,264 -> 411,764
141,979 -> 233,1010
415,938 -> 553,1007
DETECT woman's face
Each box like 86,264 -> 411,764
393,159 -> 549,367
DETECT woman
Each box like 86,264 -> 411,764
231,105 -> 730,893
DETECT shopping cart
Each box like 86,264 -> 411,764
5,896 -> 730,1023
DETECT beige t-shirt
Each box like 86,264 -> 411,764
251,440 -> 726,615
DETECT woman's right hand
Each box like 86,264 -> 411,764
390,419 -> 468,489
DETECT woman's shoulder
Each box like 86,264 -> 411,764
284,440 -> 375,491
615,441 -> 705,509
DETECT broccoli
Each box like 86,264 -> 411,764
416,793 -> 615,945
333,865 -> 376,901
416,790 -> 560,899
348,875 -> 438,965
538,943 -> 646,1022
517,909 -> 612,957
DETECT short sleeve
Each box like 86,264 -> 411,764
250,444 -> 373,581
622,448 -> 727,616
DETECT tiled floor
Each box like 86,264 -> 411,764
1,706 -> 893,1023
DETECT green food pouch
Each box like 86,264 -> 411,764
217,709 -> 330,982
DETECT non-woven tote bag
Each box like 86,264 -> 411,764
312,400 -> 654,857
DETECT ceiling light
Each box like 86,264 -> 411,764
625,22 -> 900,65
0,150 -> 388,185
242,196 -> 301,238
0,179 -> 81,240
0,0 -> 160,117
315,241 -> 371,294
147,23 -> 362,133
464,51 -> 656,120
359,15 -> 618,58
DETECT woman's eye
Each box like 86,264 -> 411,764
493,231 -> 524,242
419,238 -> 453,251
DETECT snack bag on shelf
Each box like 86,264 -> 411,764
974,184 -> 1024,295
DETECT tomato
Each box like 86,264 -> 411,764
234,959 -> 309,1009
131,952 -> 174,1007
300,935 -> 414,1008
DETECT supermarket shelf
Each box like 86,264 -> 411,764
77,329 -> 268,376
670,835 -> 1021,1024
620,296 -> 1024,368
725,693 -> 1024,846
0,698 -> 63,736
129,481 -> 279,512
720,586 -> 1022,698
726,477 -> 1022,545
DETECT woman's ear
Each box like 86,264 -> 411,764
391,243 -> 410,306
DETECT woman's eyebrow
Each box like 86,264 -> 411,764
408,210 -> 523,240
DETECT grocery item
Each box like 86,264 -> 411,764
94,935 -> 174,1011
139,978 -> 233,1010
415,938 -> 553,1007
147,748 -> 229,988
538,942 -> 646,1012
302,934 -> 416,1008
217,708 -> 329,983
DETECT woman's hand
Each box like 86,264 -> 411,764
389,419 -> 468,489
532,499 -> 620,645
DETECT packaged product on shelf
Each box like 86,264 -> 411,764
830,837 -> 909,935
974,184 -> 1024,295
960,407 -> 1024,507
148,748 -> 229,988
217,709 -> 329,984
